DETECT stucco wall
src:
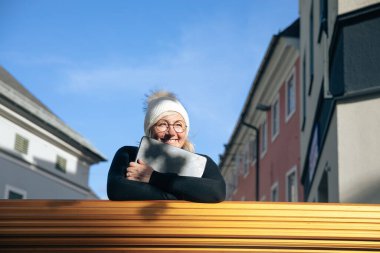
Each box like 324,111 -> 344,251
337,97 -> 380,203
0,113 -> 89,187
338,0 -> 380,15
0,155 -> 90,199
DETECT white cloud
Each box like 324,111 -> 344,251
58,16 -> 260,125
0,51 -> 72,66
44,13 -> 263,164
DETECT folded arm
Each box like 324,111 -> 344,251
107,146 -> 177,200
148,155 -> 226,203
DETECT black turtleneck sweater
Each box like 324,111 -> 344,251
107,146 -> 226,203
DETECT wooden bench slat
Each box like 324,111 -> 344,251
2,200 -> 379,211
1,220 -> 380,232
2,208 -> 380,220
1,227 -> 380,240
1,237 -> 380,250
1,214 -> 379,224
1,200 -> 380,252
1,247 -> 379,253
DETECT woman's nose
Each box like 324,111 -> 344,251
167,125 -> 177,135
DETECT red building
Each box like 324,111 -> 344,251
220,20 -> 303,202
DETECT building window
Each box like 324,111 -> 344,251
309,3 -> 314,91
232,167 -> 238,194
55,155 -> 67,173
302,55 -> 307,131
318,0 -> 328,42
226,169 -> 236,200
286,72 -> 296,121
235,153 -> 242,174
308,125 -> 320,183
271,96 -> 280,141
231,153 -> 241,193
260,118 -> 267,157
286,167 -> 298,202
271,182 -> 279,202
14,134 -> 29,155
5,185 -> 27,199
242,142 -> 250,177
249,136 -> 257,165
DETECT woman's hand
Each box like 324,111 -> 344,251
126,159 -> 153,183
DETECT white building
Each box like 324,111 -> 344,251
0,66 -> 106,199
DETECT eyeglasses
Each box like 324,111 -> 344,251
154,120 -> 187,133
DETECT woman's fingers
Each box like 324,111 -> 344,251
129,161 -> 139,167
126,160 -> 152,183
126,165 -> 144,181
126,171 -> 139,181
126,167 -> 137,178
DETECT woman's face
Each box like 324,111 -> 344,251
151,112 -> 187,149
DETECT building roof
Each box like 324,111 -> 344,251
279,18 -> 300,38
0,66 -> 106,163
0,67 -> 54,114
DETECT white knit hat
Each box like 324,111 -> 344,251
144,91 -> 190,136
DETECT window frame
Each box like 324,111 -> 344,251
286,166 -> 298,202
318,0 -> 328,42
260,117 -> 268,158
55,155 -> 67,173
227,168 -> 236,200
302,54 -> 307,131
242,142 -> 250,177
14,133 -> 29,155
271,94 -> 280,141
309,2 -> 315,93
231,153 -> 241,193
285,69 -> 296,122
271,182 -> 279,202
249,136 -> 257,166
4,184 -> 27,199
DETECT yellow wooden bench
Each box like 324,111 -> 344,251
1,200 -> 380,252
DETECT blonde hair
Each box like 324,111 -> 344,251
145,90 -> 195,153
182,140 -> 195,153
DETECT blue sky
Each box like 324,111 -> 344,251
0,0 -> 298,199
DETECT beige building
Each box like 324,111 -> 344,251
299,0 -> 380,203
0,66 -> 106,199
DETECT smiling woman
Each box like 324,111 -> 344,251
107,91 -> 226,203
144,91 -> 193,151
